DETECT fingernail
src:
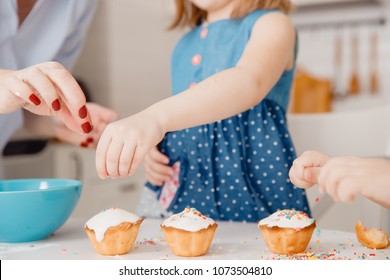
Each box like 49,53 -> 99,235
86,137 -> 94,143
29,94 -> 41,105
80,141 -> 88,148
52,99 -> 61,111
81,122 -> 92,133
79,105 -> 87,119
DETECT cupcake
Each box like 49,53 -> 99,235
161,208 -> 218,257
84,208 -> 144,256
258,209 -> 316,255
355,220 -> 389,249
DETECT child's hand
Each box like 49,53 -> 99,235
144,146 -> 174,186
289,151 -> 330,188
318,157 -> 390,203
95,112 -> 166,179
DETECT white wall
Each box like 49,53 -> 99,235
73,0 -> 184,117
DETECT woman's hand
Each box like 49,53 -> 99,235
0,62 -> 92,134
54,103 -> 118,148
289,150 -> 330,188
96,111 -> 166,179
144,146 -> 174,186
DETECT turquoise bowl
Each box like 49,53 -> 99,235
0,179 -> 82,243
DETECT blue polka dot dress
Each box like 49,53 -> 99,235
144,10 -> 310,222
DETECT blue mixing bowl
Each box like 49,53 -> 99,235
0,179 -> 82,242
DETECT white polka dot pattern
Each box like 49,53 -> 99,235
144,101 -> 310,222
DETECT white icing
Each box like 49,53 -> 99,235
258,210 -> 315,230
161,208 -> 216,232
85,208 -> 141,242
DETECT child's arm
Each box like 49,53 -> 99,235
149,13 -> 295,132
96,13 -> 296,179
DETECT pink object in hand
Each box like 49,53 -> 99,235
159,162 -> 180,209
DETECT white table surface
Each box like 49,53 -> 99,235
1,218 -> 389,260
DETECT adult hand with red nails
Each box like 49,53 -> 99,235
52,103 -> 118,149
24,102 -> 118,149
0,61 -> 93,135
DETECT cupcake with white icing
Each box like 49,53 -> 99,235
258,209 -> 316,255
84,208 -> 143,256
161,208 -> 218,257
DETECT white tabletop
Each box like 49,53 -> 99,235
1,218 -> 389,260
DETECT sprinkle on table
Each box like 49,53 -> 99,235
260,252 -> 349,260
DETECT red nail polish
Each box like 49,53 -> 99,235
79,105 -> 87,119
86,137 -> 94,143
80,142 -> 88,148
81,122 -> 92,133
52,99 -> 61,111
29,94 -> 41,105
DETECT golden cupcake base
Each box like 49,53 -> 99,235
85,219 -> 144,256
161,223 -> 218,257
259,222 -> 316,255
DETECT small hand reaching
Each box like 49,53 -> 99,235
96,111 -> 166,179
144,146 -> 174,186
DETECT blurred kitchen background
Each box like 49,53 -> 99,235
3,0 -> 390,232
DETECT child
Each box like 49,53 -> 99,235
96,0 -> 311,222
289,150 -> 390,209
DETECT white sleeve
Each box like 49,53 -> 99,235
0,110 -> 23,153
54,0 -> 99,70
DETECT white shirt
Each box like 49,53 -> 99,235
0,0 -> 97,155
0,0 -> 98,70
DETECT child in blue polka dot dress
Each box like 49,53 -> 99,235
95,0 -> 311,222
